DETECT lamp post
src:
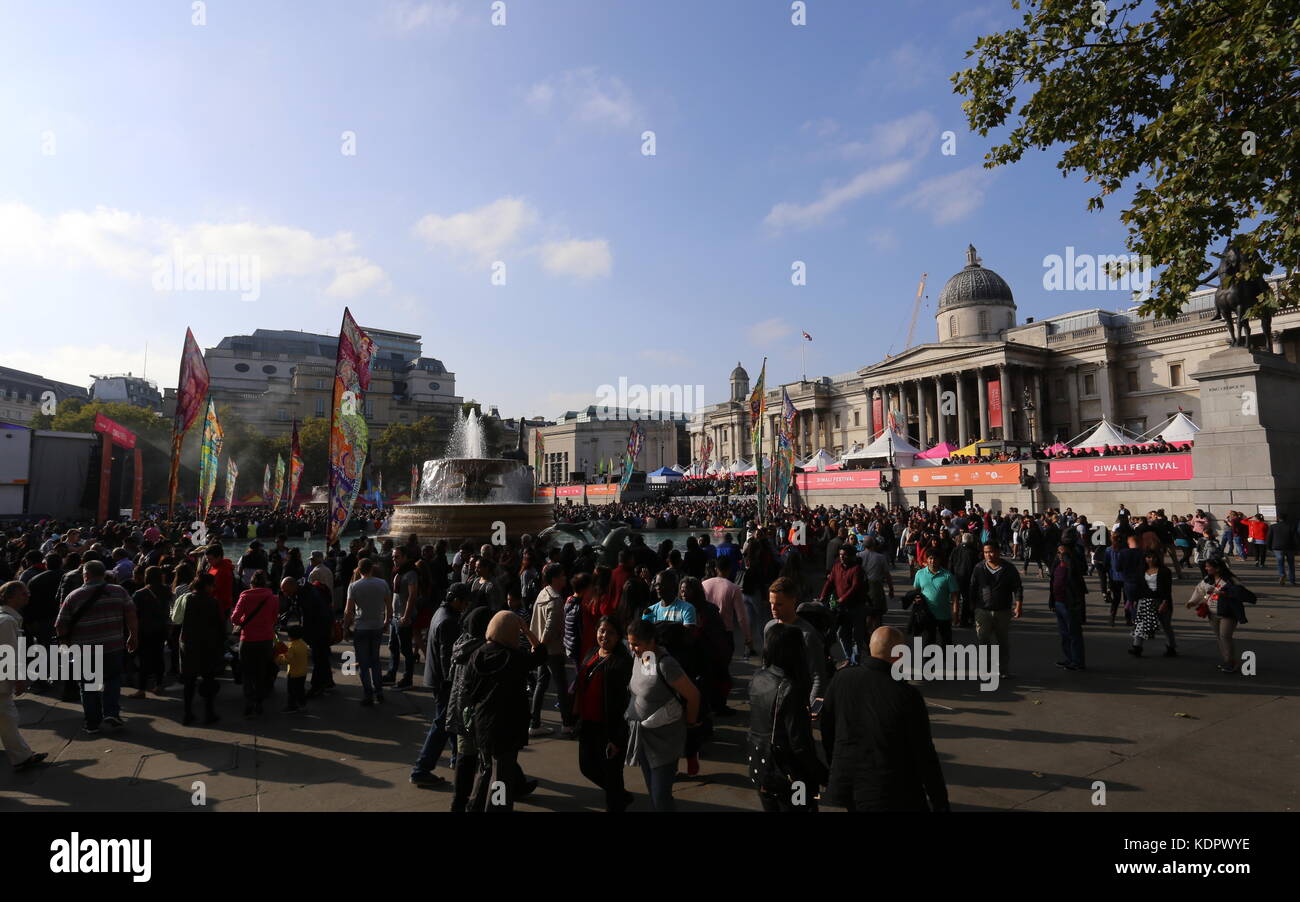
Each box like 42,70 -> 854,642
1022,387 -> 1036,445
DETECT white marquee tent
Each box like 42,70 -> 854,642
1150,411 -> 1201,444
840,427 -> 921,466
1070,419 -> 1143,449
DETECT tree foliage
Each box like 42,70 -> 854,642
953,0 -> 1298,318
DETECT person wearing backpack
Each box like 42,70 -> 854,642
747,622 -> 827,812
624,618 -> 702,812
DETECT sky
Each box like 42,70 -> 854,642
0,0 -> 1153,420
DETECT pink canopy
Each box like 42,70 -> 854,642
914,442 -> 959,460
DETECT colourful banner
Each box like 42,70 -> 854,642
327,308 -> 376,544
263,463 -> 272,502
778,387 -> 797,502
225,459 -> 239,511
587,484 -> 617,496
619,421 -> 642,490
535,428 -> 545,481
410,463 -> 420,500
167,327 -> 211,517
272,454 -> 286,509
1049,455 -> 1193,483
872,397 -> 884,439
288,420 -> 304,507
901,463 -> 1022,487
988,379 -> 1003,430
197,399 -> 224,519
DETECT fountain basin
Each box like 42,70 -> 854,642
386,457 -> 553,546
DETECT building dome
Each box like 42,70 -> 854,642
938,245 -> 1015,311
730,362 -> 749,382
729,362 -> 750,403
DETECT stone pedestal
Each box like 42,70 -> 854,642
1190,347 -> 1300,517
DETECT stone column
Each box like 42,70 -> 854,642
999,364 -> 1011,441
916,380 -> 928,447
977,368 -> 989,440
934,375 -> 947,445
900,381 -> 911,439
1098,361 -> 1115,423
1066,367 -> 1081,439
864,388 -> 875,441
1034,369 -> 1047,442
956,371 -> 968,447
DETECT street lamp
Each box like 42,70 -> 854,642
1022,387 -> 1036,444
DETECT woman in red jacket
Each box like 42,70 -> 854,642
230,571 -> 281,718
1247,514 -> 1269,568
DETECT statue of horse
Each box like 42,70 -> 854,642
1208,240 -> 1274,350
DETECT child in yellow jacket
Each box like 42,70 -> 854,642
276,625 -> 310,713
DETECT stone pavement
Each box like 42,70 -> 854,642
2,564 -> 1296,813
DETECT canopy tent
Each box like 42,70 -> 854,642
1148,411 -> 1201,444
646,465 -> 684,484
950,439 -> 988,457
841,427 -> 921,465
1070,419 -> 1143,449
736,455 -> 773,476
914,442 -> 958,461
728,458 -> 752,475
799,448 -> 839,471
669,464 -> 686,475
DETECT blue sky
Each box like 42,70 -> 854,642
1,0 -> 1147,419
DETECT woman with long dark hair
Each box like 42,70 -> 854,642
624,618 -> 702,812
747,622 -> 826,811
574,615 -> 633,812
1048,544 -> 1088,670
1129,549 -> 1175,657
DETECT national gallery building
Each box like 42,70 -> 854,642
687,246 -> 1300,518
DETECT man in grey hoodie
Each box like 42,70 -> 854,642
528,564 -> 574,737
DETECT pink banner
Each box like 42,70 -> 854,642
93,413 -> 137,449
1049,454 -> 1193,483
554,485 -> 585,497
795,470 -> 881,491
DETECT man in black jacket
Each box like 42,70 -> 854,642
821,626 -> 949,812
969,542 -> 1023,679
411,584 -> 469,788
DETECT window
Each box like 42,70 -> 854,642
853,410 -> 860,427
1126,369 -> 1140,393
1083,373 -> 1097,396
262,365 -> 277,375
977,310 -> 989,333
834,413 -> 841,430
429,382 -> 440,391
365,400 -> 375,418
277,408 -> 288,421
949,316 -> 957,338
1169,362 -> 1184,386
315,379 -> 325,390
315,398 -> 325,417
1054,379 -> 1066,401
234,363 -> 250,373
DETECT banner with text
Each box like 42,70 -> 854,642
901,463 -> 1021,487
1049,455 -> 1193,483
796,470 -> 882,491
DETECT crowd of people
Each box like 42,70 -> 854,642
936,438 -> 1191,466
0,493 -> 1286,810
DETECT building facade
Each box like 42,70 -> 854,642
691,246 -> 1299,465
0,367 -> 89,425
90,374 -> 163,411
203,327 -> 463,439
531,407 -> 687,484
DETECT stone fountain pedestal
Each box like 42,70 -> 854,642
384,457 -> 554,546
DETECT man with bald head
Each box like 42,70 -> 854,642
820,626 -> 949,812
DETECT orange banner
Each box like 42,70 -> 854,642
586,485 -> 617,496
900,463 -> 1021,487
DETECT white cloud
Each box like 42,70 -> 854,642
537,238 -> 612,280
802,117 -> 840,137
384,1 -> 461,32
825,111 -> 938,162
637,348 -> 690,367
764,159 -> 915,231
866,227 -> 901,253
747,318 -> 793,346
899,165 -> 991,225
4,344 -> 152,393
412,196 -> 538,266
527,68 -> 643,129
413,198 -> 612,279
0,203 -> 389,299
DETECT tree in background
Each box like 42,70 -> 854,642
954,0 -> 1297,318
373,416 -> 440,475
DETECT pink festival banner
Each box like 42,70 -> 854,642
795,470 -> 881,491
1049,454 -> 1194,484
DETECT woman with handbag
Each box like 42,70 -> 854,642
1185,558 -> 1249,673
747,623 -> 827,812
624,618 -> 702,811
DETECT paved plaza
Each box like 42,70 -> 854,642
3,565 -> 1295,813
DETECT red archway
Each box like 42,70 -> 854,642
93,413 -> 143,523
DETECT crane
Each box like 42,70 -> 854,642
904,273 -> 928,350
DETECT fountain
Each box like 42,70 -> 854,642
384,408 -> 553,545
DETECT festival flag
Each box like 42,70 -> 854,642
288,419 -> 304,508
272,454 -> 286,509
326,308 -> 376,545
197,399 -> 224,519
778,387 -> 798,502
262,463 -> 272,503
748,360 -> 767,517
619,421 -> 641,490
375,470 -> 384,512
167,327 -> 211,518
225,459 -> 239,511
410,463 -> 420,500
534,428 -> 545,481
